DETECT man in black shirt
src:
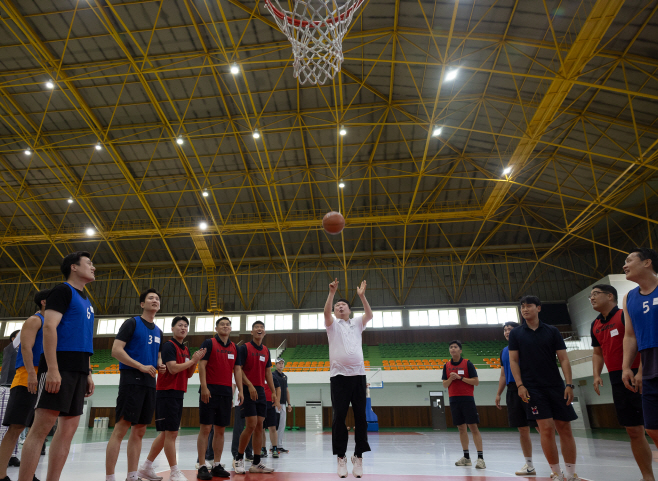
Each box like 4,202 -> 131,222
105,289 -> 165,481
18,252 -> 96,481
508,295 -> 579,481
272,358 -> 291,453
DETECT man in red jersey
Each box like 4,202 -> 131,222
196,316 -> 243,480
591,284 -> 654,481
137,316 -> 205,481
234,321 -> 279,475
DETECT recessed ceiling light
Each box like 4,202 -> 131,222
199,222 -> 208,230
86,228 -> 95,236
230,64 -> 240,75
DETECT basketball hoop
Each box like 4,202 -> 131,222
264,0 -> 365,85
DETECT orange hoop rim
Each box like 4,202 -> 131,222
264,0 -> 365,29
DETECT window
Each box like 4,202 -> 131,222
154,317 -> 173,334
195,315 -> 240,333
466,307 -> 518,325
300,313 -> 324,330
96,319 -> 124,335
409,309 -> 459,327
4,321 -> 24,337
246,314 -> 293,331
352,310 -> 402,328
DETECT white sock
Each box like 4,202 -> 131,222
525,457 -> 534,469
143,459 -> 153,468
565,463 -> 576,476
213,461 -> 221,467
170,464 -> 179,472
549,463 -> 562,475
127,472 -> 139,481
106,476 -> 116,481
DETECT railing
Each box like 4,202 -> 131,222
561,331 -> 593,352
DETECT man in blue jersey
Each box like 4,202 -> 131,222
18,252 -> 96,481
105,288 -> 165,481
0,289 -> 49,481
622,247 -> 658,447
495,321 -> 537,476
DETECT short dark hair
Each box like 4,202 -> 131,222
252,320 -> 265,329
8,330 -> 19,341
171,315 -> 189,327
592,284 -> 617,302
503,321 -> 519,329
519,295 -> 541,307
61,251 -> 91,278
449,340 -> 462,349
630,247 -> 658,273
216,316 -> 231,326
140,288 -> 161,304
334,298 -> 351,310
34,289 -> 50,309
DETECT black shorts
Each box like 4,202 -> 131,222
3,386 -> 37,427
264,401 -> 278,428
611,381 -> 643,427
641,377 -> 658,430
35,370 -> 87,417
155,394 -> 184,432
199,394 -> 232,427
449,397 -> 479,426
116,383 -> 156,425
241,387 -> 266,419
506,384 -> 537,428
526,385 -> 578,422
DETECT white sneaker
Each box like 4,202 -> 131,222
455,456 -> 472,466
337,457 -> 348,478
169,471 -> 187,481
565,475 -> 580,481
515,464 -> 536,476
234,458 -> 246,474
136,465 -> 163,481
550,473 -> 565,481
249,462 -> 275,473
475,458 -> 486,469
351,456 -> 363,478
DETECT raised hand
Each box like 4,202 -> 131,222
356,280 -> 367,296
192,348 -> 206,362
329,278 -> 339,293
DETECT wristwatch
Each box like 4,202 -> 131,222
565,384 -> 575,389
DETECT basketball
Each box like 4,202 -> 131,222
323,211 -> 345,235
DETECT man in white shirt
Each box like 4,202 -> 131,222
324,278 -> 373,479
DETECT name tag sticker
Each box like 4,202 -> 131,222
259,356 -> 265,362
154,336 -> 160,344
228,354 -> 235,359
654,298 -> 658,305
185,358 -> 190,362
610,329 -> 619,337
458,370 -> 464,375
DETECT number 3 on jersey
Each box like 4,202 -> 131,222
148,334 -> 153,344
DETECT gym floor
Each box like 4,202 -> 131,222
16,428 -> 646,480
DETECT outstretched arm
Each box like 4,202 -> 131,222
324,278 -> 339,327
357,281 -> 373,326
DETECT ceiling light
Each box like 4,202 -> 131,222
199,222 -> 208,230
176,136 -> 184,145
202,190 -> 209,197
444,69 -> 459,81
252,130 -> 260,139
86,228 -> 95,236
339,126 -> 347,136
24,149 -> 31,155
45,80 -> 54,89
503,167 -> 512,175
67,197 -> 74,204
230,63 -> 240,75
338,179 -> 345,189
95,142 -> 102,151
433,126 -> 442,137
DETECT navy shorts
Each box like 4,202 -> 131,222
241,387 -> 266,419
155,395 -> 183,432
506,384 -> 537,428
449,397 -> 479,426
611,381 -> 643,427
526,385 -> 577,422
641,376 -> 658,430
116,383 -> 156,425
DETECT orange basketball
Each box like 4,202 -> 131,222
322,211 -> 345,235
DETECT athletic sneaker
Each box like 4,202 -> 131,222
260,447 -> 268,457
278,447 -> 289,453
455,456 -> 472,466
245,453 -> 254,461
515,464 -> 536,476
550,473 -> 565,481
565,475 -> 580,481
169,471 -> 188,481
249,462 -> 275,473
337,457 -> 348,478
8,456 -> 20,466
234,458 -> 246,475
211,464 -> 231,478
351,455 -> 363,478
272,447 -> 280,458
475,458 -> 486,469
136,464 -> 164,481
196,465 -> 212,480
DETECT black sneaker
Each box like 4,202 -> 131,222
8,456 -> 20,466
278,447 -> 289,453
34,476 -> 41,481
1,476 -> 10,481
272,447 -> 279,458
260,447 -> 268,458
196,465 -> 212,480
245,453 -> 254,461
211,464 -> 231,478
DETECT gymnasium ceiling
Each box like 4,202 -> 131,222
0,0 -> 657,312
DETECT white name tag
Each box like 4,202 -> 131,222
259,356 -> 265,362
458,370 -> 464,375
610,329 -> 619,337
654,298 -> 658,305
228,354 -> 234,359
185,358 -> 190,362
154,336 -> 160,344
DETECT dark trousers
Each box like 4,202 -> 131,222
231,408 -> 253,458
330,375 -> 371,457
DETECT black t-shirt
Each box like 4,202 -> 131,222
441,358 -> 477,380
39,283 -> 90,374
508,321 -> 567,388
116,317 -> 164,388
198,336 -> 234,397
272,370 -> 288,403
158,339 -> 187,399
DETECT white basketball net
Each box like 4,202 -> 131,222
264,0 -> 364,85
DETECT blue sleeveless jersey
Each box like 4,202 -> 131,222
15,312 -> 44,369
627,285 -> 658,352
56,283 -> 94,354
501,346 -> 515,384
119,317 -> 162,370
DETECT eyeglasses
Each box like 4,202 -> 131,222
588,291 -> 608,299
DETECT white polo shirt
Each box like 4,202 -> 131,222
326,315 -> 366,377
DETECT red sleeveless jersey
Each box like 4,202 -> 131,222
445,358 -> 475,397
592,309 -> 640,372
243,342 -> 270,387
156,340 -> 190,392
205,337 -> 237,386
